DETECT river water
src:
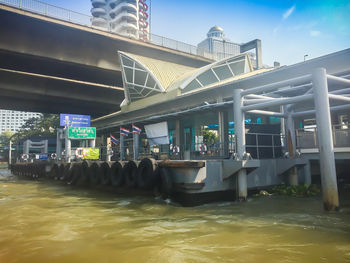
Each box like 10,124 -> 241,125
0,169 -> 349,263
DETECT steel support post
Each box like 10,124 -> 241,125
175,119 -> 183,158
133,133 -> 140,160
218,111 -> 229,157
8,140 -> 12,165
120,135 -> 125,161
312,68 -> 339,211
233,89 -> 247,201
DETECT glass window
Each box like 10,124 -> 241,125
213,65 -> 232,80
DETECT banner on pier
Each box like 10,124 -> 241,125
144,121 -> 169,146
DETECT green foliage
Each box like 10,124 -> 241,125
14,114 -> 59,142
0,130 -> 14,160
271,183 -> 321,197
202,129 -> 218,144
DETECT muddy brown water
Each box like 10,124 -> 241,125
0,169 -> 349,263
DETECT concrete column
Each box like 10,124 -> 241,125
312,68 -> 339,211
89,139 -> 96,148
23,140 -> 30,155
218,110 -> 229,157
303,160 -> 312,186
133,133 -> 140,160
286,110 -> 298,186
65,129 -> 71,163
233,89 -> 247,201
44,140 -> 48,153
56,129 -> 62,159
255,39 -> 262,69
106,137 -> 111,162
120,134 -> 125,161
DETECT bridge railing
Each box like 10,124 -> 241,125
0,0 -> 216,60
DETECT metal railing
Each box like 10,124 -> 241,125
0,0 -> 217,60
296,125 -> 350,149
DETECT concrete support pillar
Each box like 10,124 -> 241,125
218,110 -> 229,157
133,133 -> 140,160
285,110 -> 298,186
44,140 -> 48,153
312,68 -> 339,211
303,160 -> 312,186
120,134 -> 125,161
65,128 -> 71,163
89,139 -> 96,148
233,89 -> 247,201
56,129 -> 62,159
23,140 -> 30,155
106,137 -> 111,162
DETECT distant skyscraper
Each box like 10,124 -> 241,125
91,0 -> 149,41
197,26 -> 262,69
0,110 -> 41,133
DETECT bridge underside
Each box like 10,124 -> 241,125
0,4 -> 211,116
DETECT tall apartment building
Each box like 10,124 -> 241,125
0,110 -> 41,133
197,26 -> 263,69
91,0 -> 149,40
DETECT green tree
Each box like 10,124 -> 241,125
202,129 -> 218,144
0,130 -> 14,161
15,114 -> 59,142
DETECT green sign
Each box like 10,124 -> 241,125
68,127 -> 96,139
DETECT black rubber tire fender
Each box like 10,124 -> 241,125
49,164 -> 59,179
88,162 -> 102,185
136,158 -> 158,189
62,163 -> 73,181
77,161 -> 91,186
58,163 -> 65,180
123,160 -> 138,188
110,161 -> 124,187
159,167 -> 173,199
68,163 -> 82,185
100,162 -> 113,185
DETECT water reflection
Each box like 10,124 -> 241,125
0,169 -> 349,263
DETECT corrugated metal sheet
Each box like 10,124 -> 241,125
121,52 -> 198,90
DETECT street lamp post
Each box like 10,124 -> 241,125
304,54 -> 309,61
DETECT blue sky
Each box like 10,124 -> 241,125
41,0 -> 349,66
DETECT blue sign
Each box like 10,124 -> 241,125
60,114 -> 91,127
38,153 -> 49,160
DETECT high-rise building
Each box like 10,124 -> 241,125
91,0 -> 149,40
0,110 -> 41,133
197,26 -> 263,69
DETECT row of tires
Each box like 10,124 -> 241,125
11,158 -> 173,198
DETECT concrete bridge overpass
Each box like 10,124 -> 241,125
0,3 -> 212,116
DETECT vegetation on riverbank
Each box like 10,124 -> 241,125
256,183 -> 321,197
0,163 -> 8,169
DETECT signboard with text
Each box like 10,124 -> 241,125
60,114 -> 91,127
68,127 -> 96,139
82,148 -> 100,160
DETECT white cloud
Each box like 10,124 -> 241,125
283,5 -> 296,20
310,30 -> 321,37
